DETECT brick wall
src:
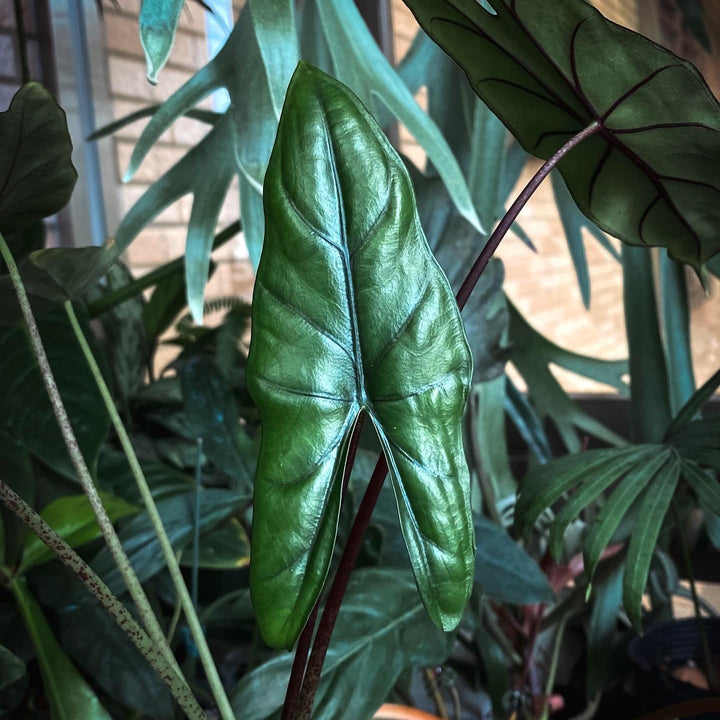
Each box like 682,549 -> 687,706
391,0 -> 720,393
101,0 -> 252,349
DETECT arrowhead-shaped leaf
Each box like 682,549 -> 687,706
247,64 -> 474,649
403,0 -> 720,270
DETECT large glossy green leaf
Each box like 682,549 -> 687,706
247,64 -> 474,649
0,306 -> 110,479
139,0 -> 184,84
10,578 -> 112,720
474,515 -> 553,604
230,570 -> 449,720
0,84 -> 76,233
91,489 -> 244,595
403,0 -> 720,270
624,460 -> 679,630
19,492 -> 138,573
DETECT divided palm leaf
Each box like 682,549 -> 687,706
403,0 -> 720,271
247,64 -> 474,649
515,444 -> 679,630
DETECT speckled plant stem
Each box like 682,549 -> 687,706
0,479 -> 208,720
0,232 -> 185,682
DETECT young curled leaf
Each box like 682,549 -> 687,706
247,63 -> 474,649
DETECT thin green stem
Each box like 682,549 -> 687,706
0,479 -> 207,720
539,616 -> 567,720
0,233 -> 182,681
193,440 -> 203,610
64,300 -> 236,720
673,502 -> 718,692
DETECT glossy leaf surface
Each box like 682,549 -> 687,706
231,570 -> 448,720
19,493 -> 137,573
139,0 -> 184,83
247,64 -> 473,648
0,84 -> 76,233
404,0 -> 720,270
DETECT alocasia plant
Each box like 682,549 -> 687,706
403,0 -> 720,271
247,63 -> 474,650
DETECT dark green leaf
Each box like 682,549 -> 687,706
95,265 -> 149,411
587,561 -> 624,697
0,438 -> 34,568
0,84 -> 76,233
675,0 -> 711,53
0,221 -> 45,275
623,460 -> 679,630
504,377 -> 551,464
551,171 -> 619,308
181,355 -> 256,488
142,264 -> 187,342
10,578 -> 112,720
660,250 -> 695,414
583,451 -> 671,579
0,643 -> 25,691
178,518 -> 250,569
469,378 -> 516,502
474,515 -> 553,604
91,489 -> 244,594
666,366 -> 720,435
623,245 -> 672,443
681,460 -> 720,516
404,0 -> 720,270
515,445 -> 654,540
247,65 -> 474,649
0,306 -> 110,479
60,604 -> 173,720
230,569 -> 449,720
139,0 -> 184,83
20,492 -> 138,572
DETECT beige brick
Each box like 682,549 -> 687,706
123,229 -> 172,266
116,139 -> 188,184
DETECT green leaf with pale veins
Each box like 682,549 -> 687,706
403,0 -> 720,270
139,0 -> 184,84
0,84 -> 76,233
247,64 -> 474,649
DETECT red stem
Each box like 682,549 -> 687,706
291,121 -> 601,719
281,413 -> 366,720
455,121 -> 601,311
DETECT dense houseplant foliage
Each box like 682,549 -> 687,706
1,1 -> 719,719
